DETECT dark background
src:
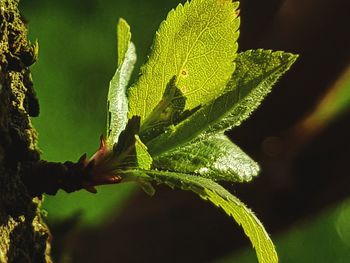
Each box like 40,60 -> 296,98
22,0 -> 350,262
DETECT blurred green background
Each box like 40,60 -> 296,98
21,0 -> 350,262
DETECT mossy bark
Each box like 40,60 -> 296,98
0,0 -> 51,262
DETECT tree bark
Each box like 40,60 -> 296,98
0,0 -> 51,262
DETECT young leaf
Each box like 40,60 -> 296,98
147,49 -> 298,156
128,0 -> 240,123
207,49 -> 299,134
106,18 -> 137,147
153,133 -> 259,183
122,169 -> 277,263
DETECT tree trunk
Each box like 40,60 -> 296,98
0,0 -> 51,262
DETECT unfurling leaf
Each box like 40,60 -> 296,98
107,18 -> 137,147
128,0 -> 240,123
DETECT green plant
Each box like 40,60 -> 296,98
81,0 -> 297,261
26,0 -> 297,262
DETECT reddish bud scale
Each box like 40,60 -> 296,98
22,136 -> 122,197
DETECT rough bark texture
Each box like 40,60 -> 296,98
0,0 -> 51,262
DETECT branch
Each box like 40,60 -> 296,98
23,143 -> 122,197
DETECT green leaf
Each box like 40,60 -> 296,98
153,133 -> 259,183
106,18 -> 137,147
123,169 -> 278,263
147,49 -> 298,156
128,0 -> 240,123
207,49 -> 299,134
